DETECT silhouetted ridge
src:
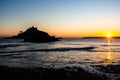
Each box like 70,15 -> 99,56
81,37 -> 105,39
6,26 -> 60,42
82,37 -> 120,39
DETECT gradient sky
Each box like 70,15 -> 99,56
0,0 -> 120,38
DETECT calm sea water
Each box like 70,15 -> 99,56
0,38 -> 120,76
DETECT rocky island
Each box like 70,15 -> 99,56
6,26 -> 60,42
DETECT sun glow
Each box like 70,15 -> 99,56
106,33 -> 113,43
106,33 -> 112,38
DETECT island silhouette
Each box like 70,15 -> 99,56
6,26 -> 60,42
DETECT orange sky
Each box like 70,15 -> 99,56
0,25 -> 119,38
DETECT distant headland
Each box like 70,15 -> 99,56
81,37 -> 120,39
81,37 -> 105,39
5,26 -> 61,42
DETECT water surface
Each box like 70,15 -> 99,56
0,38 -> 120,78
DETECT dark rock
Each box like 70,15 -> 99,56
0,65 -> 105,80
92,64 -> 120,74
5,26 -> 60,42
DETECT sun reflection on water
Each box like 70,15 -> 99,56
104,39 -> 113,66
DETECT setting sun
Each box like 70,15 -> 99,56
106,33 -> 112,38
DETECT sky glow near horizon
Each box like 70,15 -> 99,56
0,0 -> 120,38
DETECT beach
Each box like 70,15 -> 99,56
0,64 -> 120,80
0,65 -> 108,80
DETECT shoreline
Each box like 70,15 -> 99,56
0,65 -> 107,80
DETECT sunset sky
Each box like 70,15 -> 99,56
0,0 -> 120,38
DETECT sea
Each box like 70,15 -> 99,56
0,38 -> 120,78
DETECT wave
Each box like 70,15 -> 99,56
67,44 -> 81,45
91,50 -> 120,52
0,47 -> 95,53
101,44 -> 120,47
0,44 -> 20,48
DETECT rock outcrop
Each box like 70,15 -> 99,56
6,26 -> 60,42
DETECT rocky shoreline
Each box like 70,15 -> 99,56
0,65 -> 107,80
92,64 -> 120,80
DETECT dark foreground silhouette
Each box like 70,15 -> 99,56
0,65 -> 108,80
0,65 -> 120,80
6,26 -> 60,42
